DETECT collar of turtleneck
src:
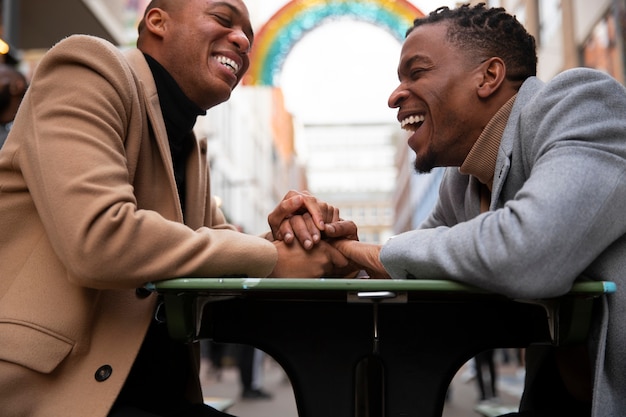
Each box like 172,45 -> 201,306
143,53 -> 206,214
143,53 -> 205,144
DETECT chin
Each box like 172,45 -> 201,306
413,164 -> 434,175
203,91 -> 232,110
412,153 -> 435,174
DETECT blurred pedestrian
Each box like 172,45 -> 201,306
0,63 -> 27,148
237,345 -> 272,400
474,350 -> 497,402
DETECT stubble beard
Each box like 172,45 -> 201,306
412,145 -> 437,174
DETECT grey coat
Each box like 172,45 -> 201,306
381,68 -> 626,416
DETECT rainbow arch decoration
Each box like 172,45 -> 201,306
243,0 -> 424,86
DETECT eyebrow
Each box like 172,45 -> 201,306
398,54 -> 433,76
404,54 -> 433,68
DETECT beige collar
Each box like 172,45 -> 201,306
460,95 -> 517,191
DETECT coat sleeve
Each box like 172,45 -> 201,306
13,35 -> 277,289
381,69 -> 626,299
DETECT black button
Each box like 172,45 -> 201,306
135,287 -> 152,299
95,365 -> 112,382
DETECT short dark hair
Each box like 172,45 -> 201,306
408,3 -> 537,82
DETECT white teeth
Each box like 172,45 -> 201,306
215,55 -> 240,74
400,114 -> 425,131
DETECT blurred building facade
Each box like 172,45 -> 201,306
301,122 -> 399,243
498,0 -> 626,84
194,86 -> 307,235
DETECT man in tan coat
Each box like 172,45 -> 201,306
0,0 -> 356,416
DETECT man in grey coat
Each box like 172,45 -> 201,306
333,4 -> 626,416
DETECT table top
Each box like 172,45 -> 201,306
147,277 -> 616,297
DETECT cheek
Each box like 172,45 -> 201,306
239,61 -> 250,76
430,86 -> 468,127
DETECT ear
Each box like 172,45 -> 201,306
144,8 -> 168,39
476,57 -> 506,99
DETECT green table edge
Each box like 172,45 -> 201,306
146,278 -> 616,296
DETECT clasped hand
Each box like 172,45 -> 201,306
266,190 -> 360,278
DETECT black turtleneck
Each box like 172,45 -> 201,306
143,53 -> 205,214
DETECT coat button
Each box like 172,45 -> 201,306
95,365 -> 113,382
135,287 -> 152,299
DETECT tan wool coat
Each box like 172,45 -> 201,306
0,35 -> 278,417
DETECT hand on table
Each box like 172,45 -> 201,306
331,240 -> 390,279
268,239 -> 357,278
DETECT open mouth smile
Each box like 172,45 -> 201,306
400,114 -> 425,132
214,55 -> 240,75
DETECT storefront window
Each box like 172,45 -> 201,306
582,2 -> 626,85
539,0 -> 561,44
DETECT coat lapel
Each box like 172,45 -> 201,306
184,135 -> 208,229
124,48 -> 184,222
490,77 -> 544,210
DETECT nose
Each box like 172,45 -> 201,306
388,85 -> 408,109
231,29 -> 251,55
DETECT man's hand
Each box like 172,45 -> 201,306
324,220 -> 358,241
268,190 -> 339,249
331,240 -> 390,279
268,239 -> 358,278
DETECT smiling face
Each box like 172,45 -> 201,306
142,0 -> 254,110
388,23 -> 487,173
